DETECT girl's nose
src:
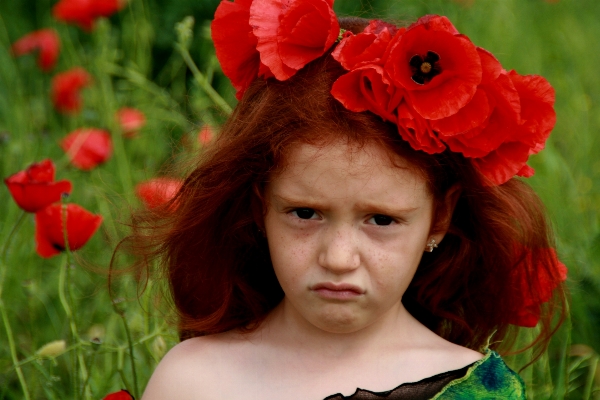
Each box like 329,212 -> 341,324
318,225 -> 361,273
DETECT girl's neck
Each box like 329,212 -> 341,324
260,299 -> 425,359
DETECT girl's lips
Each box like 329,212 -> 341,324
311,282 -> 364,300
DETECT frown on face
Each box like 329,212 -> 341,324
264,139 -> 444,334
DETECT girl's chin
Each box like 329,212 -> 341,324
303,310 -> 373,334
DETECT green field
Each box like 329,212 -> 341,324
1,0 -> 599,398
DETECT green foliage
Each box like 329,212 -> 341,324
0,0 -> 599,398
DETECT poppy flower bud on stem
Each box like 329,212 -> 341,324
37,340 -> 67,358
175,16 -> 195,50
90,337 -> 102,351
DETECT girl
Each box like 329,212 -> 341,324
136,2 -> 567,398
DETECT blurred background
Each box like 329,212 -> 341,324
1,0 -> 599,398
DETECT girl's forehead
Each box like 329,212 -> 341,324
269,140 -> 431,201
278,139 -> 421,179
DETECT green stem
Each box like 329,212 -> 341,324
116,346 -> 133,392
0,211 -> 26,267
118,310 -> 139,399
97,55 -> 135,201
79,350 -> 98,400
59,203 -> 91,399
0,298 -> 31,400
0,211 -> 30,399
175,43 -> 232,115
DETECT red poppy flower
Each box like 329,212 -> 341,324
212,0 -> 339,97
135,178 -> 183,210
440,68 -> 554,184
103,390 -> 134,400
4,160 -> 72,213
51,67 -> 91,114
508,246 -> 567,327
11,29 -> 61,72
249,0 -> 339,80
53,0 -> 124,32
60,128 -> 113,170
331,65 -> 401,123
332,20 -> 400,70
116,107 -> 146,138
396,101 -> 446,154
198,125 -> 214,145
433,49 -> 517,151
35,203 -> 103,258
212,0 -> 266,100
384,15 -> 482,120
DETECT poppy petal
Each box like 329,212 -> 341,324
60,128 -> 113,170
135,178 -> 183,210
51,67 -> 91,114
332,24 -> 400,70
35,203 -> 103,258
53,0 -> 122,31
508,246 -> 567,327
249,0 -> 339,80
11,29 -> 61,71
331,65 -> 400,123
211,0 -> 262,100
4,160 -> 72,213
103,389 -> 134,400
471,141 -> 532,185
396,102 -> 446,154
116,107 -> 146,138
432,88 -> 491,136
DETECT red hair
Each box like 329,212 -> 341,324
121,18 -> 566,358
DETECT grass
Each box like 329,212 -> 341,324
0,0 -> 599,398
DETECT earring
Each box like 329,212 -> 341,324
426,238 -> 438,253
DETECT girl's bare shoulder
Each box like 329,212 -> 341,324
141,332 -> 251,400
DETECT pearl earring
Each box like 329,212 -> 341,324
426,238 -> 438,252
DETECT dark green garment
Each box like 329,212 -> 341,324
324,350 -> 526,399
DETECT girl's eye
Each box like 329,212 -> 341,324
292,208 -> 317,220
369,214 -> 394,226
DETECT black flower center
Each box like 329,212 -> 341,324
52,243 -> 65,252
409,51 -> 441,85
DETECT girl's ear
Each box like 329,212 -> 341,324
429,184 -> 462,244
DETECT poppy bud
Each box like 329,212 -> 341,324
37,340 -> 67,358
152,336 -> 167,359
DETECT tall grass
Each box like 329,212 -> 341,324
0,0 -> 598,398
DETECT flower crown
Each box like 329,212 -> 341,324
211,0 -> 556,186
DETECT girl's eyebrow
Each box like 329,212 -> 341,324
272,194 -> 420,215
271,193 -> 326,208
353,202 -> 420,215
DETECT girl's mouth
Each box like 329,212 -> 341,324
311,282 -> 364,300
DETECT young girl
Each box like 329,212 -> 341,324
136,2 -> 567,398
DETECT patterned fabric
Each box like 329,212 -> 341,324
323,350 -> 526,400
433,350 -> 526,399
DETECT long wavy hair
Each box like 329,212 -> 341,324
118,18 -> 567,360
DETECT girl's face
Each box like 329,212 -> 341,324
264,139 -> 440,334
